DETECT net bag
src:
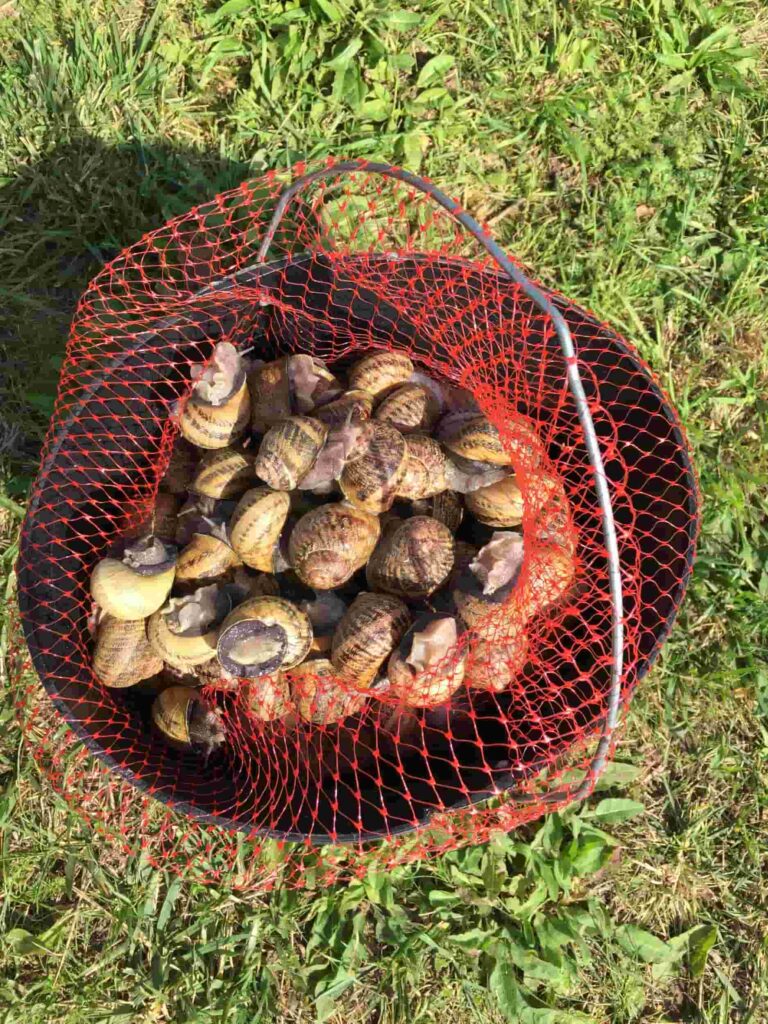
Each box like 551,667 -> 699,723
15,160 -> 699,880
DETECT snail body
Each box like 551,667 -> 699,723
229,487 -> 290,571
152,686 -> 225,754
348,351 -> 414,397
93,617 -> 163,688
288,355 -> 342,413
288,502 -> 380,590
147,585 -> 230,669
331,592 -> 411,689
315,389 -> 374,427
217,596 -> 313,678
191,448 -> 255,499
254,416 -> 328,490
387,615 -> 466,708
90,537 -> 177,621
339,422 -> 408,513
366,516 -> 455,600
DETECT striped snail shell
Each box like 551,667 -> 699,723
331,592 -> 411,689
288,501 -> 380,590
147,584 -> 231,669
179,342 -> 250,449
288,659 -> 366,724
175,527 -> 241,584
366,516 -> 455,600
248,357 -> 292,434
191,447 -> 255,500
411,490 -> 464,533
464,474 -> 524,527
229,487 -> 290,572
217,596 -> 312,679
254,416 -> 328,491
314,389 -> 374,427
152,686 -> 225,755
339,422 -> 408,513
90,536 -> 177,621
387,614 -> 466,708
92,616 -> 163,688
464,633 -> 530,693
396,435 -> 448,500
241,674 -> 291,722
348,351 -> 414,397
374,383 -> 441,434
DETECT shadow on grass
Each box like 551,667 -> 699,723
0,132 -> 254,496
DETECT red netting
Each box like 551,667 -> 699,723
14,159 -> 699,886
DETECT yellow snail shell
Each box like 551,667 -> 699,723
180,343 -> 250,449
331,592 -> 411,689
339,422 -> 408,513
438,413 -> 514,466
516,543 -> 576,620
248,357 -> 292,434
90,538 -> 177,621
217,596 -> 313,678
387,615 -> 466,708
289,659 -> 366,725
374,383 -> 441,434
315,389 -> 374,427
288,501 -> 380,590
242,674 -> 291,722
147,585 -> 230,669
176,533 -> 240,583
396,435 -> 448,500
366,516 -> 455,600
191,448 -> 255,500
464,474 -> 524,527
152,686 -> 225,754
92,617 -> 163,688
348,351 -> 414,397
254,416 -> 328,490
229,487 -> 290,572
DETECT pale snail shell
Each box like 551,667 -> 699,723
217,596 -> 313,678
348,351 -> 414,397
241,674 -> 291,722
464,633 -> 529,692
176,532 -> 241,584
254,416 -> 328,491
160,438 -> 197,494
366,516 -> 455,600
396,435 -> 448,500
387,614 -> 466,708
339,422 -> 408,513
90,537 -> 177,621
464,474 -> 524,527
229,487 -> 290,572
374,384 -> 441,434
314,389 -> 374,427
147,585 -> 231,669
248,357 -> 292,434
288,501 -> 380,590
331,592 -> 411,689
191,447 -> 255,500
179,342 -> 251,449
92,616 -> 163,689
152,686 -> 225,754
412,490 -> 464,534
289,659 -> 366,725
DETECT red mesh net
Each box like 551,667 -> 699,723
14,159 -> 699,886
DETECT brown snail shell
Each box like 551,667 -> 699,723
90,538 -> 177,621
374,384 -> 440,434
366,516 -> 455,600
288,502 -> 380,590
191,448 -> 255,499
289,659 -> 366,724
248,357 -> 292,434
176,533 -> 240,583
396,435 -> 448,500
147,585 -> 230,669
161,438 -> 197,494
229,487 -> 290,572
241,674 -> 291,722
331,592 -> 411,689
348,351 -> 414,396
387,615 -> 466,708
412,490 -> 464,533
92,616 -> 163,688
254,416 -> 328,490
217,596 -> 312,678
465,474 -> 524,527
180,343 -> 250,449
339,422 -> 408,513
152,686 -> 225,754
315,389 -> 374,427
465,633 -> 529,692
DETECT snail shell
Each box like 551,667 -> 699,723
180,343 -> 250,449
217,596 -> 312,678
465,633 -> 529,692
254,416 -> 328,490
90,538 -> 177,621
176,533 -> 240,583
453,532 -> 524,632
191,448 -> 255,499
366,516 -> 455,600
339,422 -> 408,513
133,491 -> 180,543
331,592 -> 411,689
374,384 -> 440,434
315,389 -> 374,427
348,351 -> 414,396
152,686 -> 225,754
396,435 -> 447,500
288,502 -> 380,590
242,674 -> 291,722
225,566 -> 281,603
289,659 -> 366,724
464,475 -> 524,527
229,487 -> 290,572
517,544 -> 576,620
438,413 -> 514,466
147,585 -> 230,669
161,438 -> 197,494
175,495 -> 236,548
92,616 -> 163,688
387,615 -> 466,708
412,490 -> 464,533
248,357 -> 292,434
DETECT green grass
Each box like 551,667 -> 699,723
1,0 -> 767,1020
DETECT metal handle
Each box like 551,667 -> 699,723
261,160 -> 624,804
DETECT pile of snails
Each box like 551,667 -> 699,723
89,342 -> 576,759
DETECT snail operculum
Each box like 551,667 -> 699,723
90,536 -> 177,621
217,596 -> 313,679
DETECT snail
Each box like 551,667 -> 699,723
175,494 -> 237,548
160,437 -> 197,494
248,357 -> 292,434
92,616 -> 163,688
152,686 -> 226,755
299,591 -> 348,638
147,584 -> 231,669
179,341 -> 250,449
176,518 -> 241,584
288,354 -> 342,413
241,674 -> 291,722
296,419 -> 374,494
387,614 -> 466,708
288,501 -> 380,590
438,411 -> 543,468
217,596 -> 312,678
133,491 -> 180,543
411,490 -> 464,534
464,633 -> 529,692
348,351 -> 414,396
315,389 -> 374,427
396,435 -> 447,500
229,487 -> 290,572
517,543 -> 576,620
254,416 -> 328,490
452,532 -> 524,631
443,451 -> 510,494
366,516 -> 455,600
90,536 -> 177,621
374,384 -> 441,434
339,422 -> 408,513
191,447 -> 255,500
225,565 -> 281,603
464,474 -> 524,528
289,659 -> 366,724
331,592 -> 411,689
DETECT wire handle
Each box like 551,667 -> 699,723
260,160 -> 624,803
